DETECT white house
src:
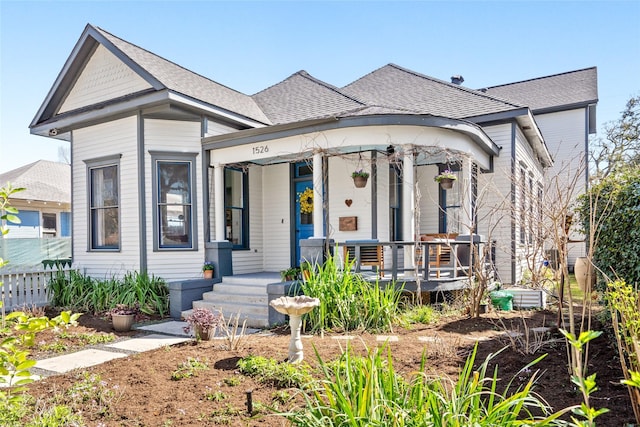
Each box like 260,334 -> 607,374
30,24 -> 597,292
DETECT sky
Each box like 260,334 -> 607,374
1,0 -> 639,174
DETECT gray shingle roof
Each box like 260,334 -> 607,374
252,71 -> 365,124
0,160 -> 70,204
94,26 -> 271,125
481,67 -> 598,112
341,64 -> 523,119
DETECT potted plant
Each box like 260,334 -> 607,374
351,170 -> 370,188
300,261 -> 313,281
202,262 -> 214,279
280,267 -> 300,282
183,308 -> 223,340
434,169 -> 457,189
109,303 -> 139,332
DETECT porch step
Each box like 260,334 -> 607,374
180,272 -> 280,329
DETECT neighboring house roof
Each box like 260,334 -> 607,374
341,64 -> 524,119
481,67 -> 598,113
0,160 -> 70,204
252,71 -> 365,124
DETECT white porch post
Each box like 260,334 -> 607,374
312,152 -> 324,238
402,147 -> 415,269
461,157 -> 474,234
213,163 -> 226,241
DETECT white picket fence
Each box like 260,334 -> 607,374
0,266 -> 72,312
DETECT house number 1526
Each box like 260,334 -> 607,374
252,145 -> 269,155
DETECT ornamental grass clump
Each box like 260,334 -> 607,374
283,343 -> 573,427
298,253 -> 402,334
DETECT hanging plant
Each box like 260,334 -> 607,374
298,187 -> 314,214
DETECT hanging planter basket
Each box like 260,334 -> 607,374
439,178 -> 455,190
353,176 -> 368,188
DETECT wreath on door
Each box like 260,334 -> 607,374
297,187 -> 314,214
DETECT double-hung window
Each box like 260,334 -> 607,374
224,167 -> 248,249
152,152 -> 198,251
87,156 -> 120,250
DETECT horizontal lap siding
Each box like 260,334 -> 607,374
536,110 -> 588,263
480,124 -> 514,284
73,116 -> 140,277
144,119 -> 204,280
328,155 -> 373,241
60,45 -> 151,114
262,164 -> 290,271
416,164 -> 440,234
514,128 -> 545,283
232,166 -> 265,273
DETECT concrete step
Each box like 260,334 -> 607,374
181,273 -> 280,329
183,301 -> 269,328
202,290 -> 267,305
212,283 -> 268,295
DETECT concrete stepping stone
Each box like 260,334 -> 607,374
331,335 -> 355,340
35,349 -> 128,373
376,335 -> 399,342
105,334 -> 190,353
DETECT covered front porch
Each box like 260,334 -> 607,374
201,114 -> 499,279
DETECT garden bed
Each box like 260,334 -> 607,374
18,308 -> 635,426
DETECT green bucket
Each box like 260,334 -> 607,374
489,291 -> 513,311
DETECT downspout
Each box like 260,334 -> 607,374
137,112 -> 147,273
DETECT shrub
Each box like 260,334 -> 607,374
576,166 -> 640,289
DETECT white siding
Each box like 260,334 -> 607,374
536,109 -> 588,263
416,164 -> 441,234
144,119 -> 204,280
60,45 -> 151,114
261,164 -> 291,271
72,116 -> 140,277
204,118 -> 241,137
375,158 -> 391,242
478,124 -> 515,284
327,154 -> 374,242
232,165 -> 266,273
513,128 -> 546,283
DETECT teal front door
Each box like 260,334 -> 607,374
295,179 -> 314,264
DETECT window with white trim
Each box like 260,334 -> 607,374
152,152 -> 198,250
87,158 -> 120,250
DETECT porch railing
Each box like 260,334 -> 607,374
0,266 -> 72,312
337,237 -> 491,282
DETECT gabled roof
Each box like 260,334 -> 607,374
341,64 -> 524,119
481,67 -> 598,113
31,24 -> 270,133
252,71 -> 365,124
0,160 -> 70,204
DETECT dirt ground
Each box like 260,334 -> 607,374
23,308 -> 635,426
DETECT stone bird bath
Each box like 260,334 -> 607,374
269,295 -> 320,363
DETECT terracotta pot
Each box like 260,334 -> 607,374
203,269 -> 213,279
194,324 -> 213,340
439,178 -> 454,190
112,314 -> 135,332
353,176 -> 368,188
